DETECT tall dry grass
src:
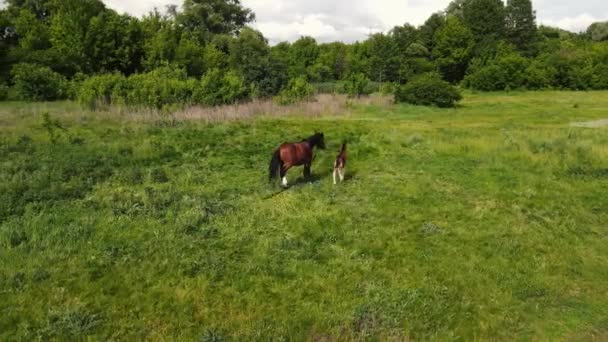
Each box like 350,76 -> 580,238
126,94 -> 393,123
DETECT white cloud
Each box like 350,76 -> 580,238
99,0 -> 608,42
539,14 -> 602,33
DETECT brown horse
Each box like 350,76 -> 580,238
269,132 -> 326,187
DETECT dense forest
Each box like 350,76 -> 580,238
1,0 -> 607,108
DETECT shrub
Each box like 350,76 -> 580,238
275,77 -> 315,105
0,83 -> 8,101
464,53 -> 529,91
10,63 -> 68,101
592,63 -> 608,89
125,66 -> 196,109
395,73 -> 462,108
524,60 -> 557,89
194,69 -> 247,106
379,82 -> 397,95
77,73 -> 127,109
342,73 -> 371,98
66,73 -> 88,100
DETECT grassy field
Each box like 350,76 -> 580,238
1,91 -> 607,340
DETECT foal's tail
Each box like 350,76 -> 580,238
269,150 -> 282,181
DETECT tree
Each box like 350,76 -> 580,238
141,10 -> 180,71
316,42 -> 348,80
462,0 -> 506,43
506,0 -> 537,55
229,27 -> 286,97
433,16 -> 474,82
586,22 -> 608,42
178,0 -> 254,42
418,13 -> 445,55
288,36 -> 320,79
175,33 -> 206,77
445,0 -> 466,19
84,11 -> 144,75
367,33 -> 399,82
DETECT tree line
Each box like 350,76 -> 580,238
1,0 -> 607,107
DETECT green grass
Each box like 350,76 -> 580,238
1,91 -> 607,340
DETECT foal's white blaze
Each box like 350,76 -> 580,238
282,177 -> 288,187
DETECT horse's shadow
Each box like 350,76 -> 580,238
263,169 -> 357,200
292,169 -> 357,187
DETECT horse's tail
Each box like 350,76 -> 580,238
269,150 -> 282,181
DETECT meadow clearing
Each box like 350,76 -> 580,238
1,91 -> 607,340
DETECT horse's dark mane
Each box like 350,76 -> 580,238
305,133 -> 323,146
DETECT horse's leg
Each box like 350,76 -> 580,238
333,168 -> 337,185
281,166 -> 289,187
339,168 -> 345,182
304,164 -> 311,179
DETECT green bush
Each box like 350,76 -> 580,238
275,77 -> 315,105
342,73 -> 371,98
77,67 -> 249,110
0,83 -> 8,101
10,63 -> 68,101
464,53 -> 530,91
395,73 -> 462,108
125,66 -> 197,109
193,69 -> 247,106
66,73 -> 88,101
379,82 -> 397,95
524,60 -> 557,89
592,63 -> 608,89
77,73 -> 128,109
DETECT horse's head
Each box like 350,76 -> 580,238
315,132 -> 326,149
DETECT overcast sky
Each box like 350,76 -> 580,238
101,0 -> 607,43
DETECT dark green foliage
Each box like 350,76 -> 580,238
288,36 -> 320,80
524,59 -> 557,89
418,13 -> 445,55
367,33 -> 399,83
194,68 -> 247,106
275,76 -> 314,105
84,11 -> 144,75
10,63 -> 67,100
395,73 -> 462,107
433,17 -> 475,83
505,0 -> 537,55
0,83 -> 8,100
462,0 -> 506,43
178,0 -> 254,41
228,28 -> 286,97
592,63 -> 608,89
464,53 -> 530,90
2,0 -> 608,104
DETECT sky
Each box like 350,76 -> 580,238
99,0 -> 607,43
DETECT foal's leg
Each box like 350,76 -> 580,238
333,168 -> 338,185
339,168 -> 345,182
